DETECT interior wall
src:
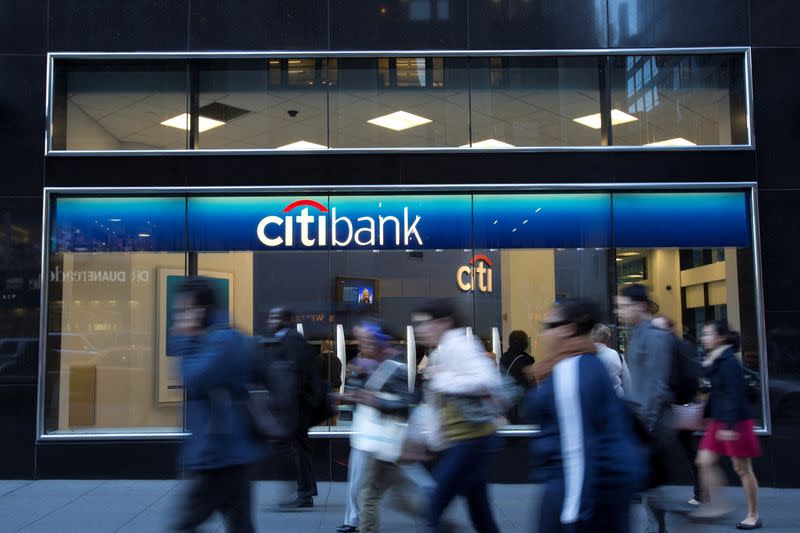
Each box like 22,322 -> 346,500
197,252 -> 254,335
646,249 -> 683,332
501,249 -> 555,358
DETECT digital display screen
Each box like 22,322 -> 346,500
336,277 -> 378,308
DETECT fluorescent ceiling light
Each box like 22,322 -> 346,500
367,111 -> 431,131
276,140 -> 327,150
459,138 -> 516,149
644,137 -> 697,147
573,109 -> 638,130
160,113 -> 225,133
617,252 -> 640,257
138,233 -> 151,238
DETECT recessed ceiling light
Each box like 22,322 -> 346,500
276,140 -> 328,150
618,252 -> 640,257
161,113 -> 225,133
644,137 -> 697,147
367,111 -> 432,131
459,138 -> 516,149
108,218 -> 121,222
573,109 -> 638,130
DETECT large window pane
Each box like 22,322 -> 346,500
470,56 -> 603,147
329,57 -> 469,148
197,59 -> 328,149
609,54 -> 748,146
52,61 -> 188,151
44,197 -> 186,434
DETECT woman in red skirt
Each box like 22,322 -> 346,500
692,320 -> 762,530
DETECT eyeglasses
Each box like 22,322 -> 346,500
541,320 -> 572,330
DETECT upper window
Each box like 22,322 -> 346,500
48,52 -> 751,152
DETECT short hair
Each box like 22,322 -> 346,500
175,277 -> 218,327
508,330 -> 529,352
591,323 -> 612,344
555,299 -> 601,337
414,299 -> 464,328
355,318 -> 393,345
621,284 -> 649,304
269,306 -> 295,324
320,339 -> 335,353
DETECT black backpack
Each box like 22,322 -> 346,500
669,335 -> 703,405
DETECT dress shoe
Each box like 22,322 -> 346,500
278,495 -> 313,509
335,525 -> 358,532
736,518 -> 763,530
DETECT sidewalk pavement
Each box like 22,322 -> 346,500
0,480 -> 797,532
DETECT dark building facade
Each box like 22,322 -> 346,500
1,1 -> 800,487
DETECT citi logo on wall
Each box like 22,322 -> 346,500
457,254 -> 493,293
256,199 -> 423,248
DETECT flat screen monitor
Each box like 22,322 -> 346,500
335,276 -> 378,310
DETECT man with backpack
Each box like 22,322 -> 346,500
262,307 -> 321,509
168,277 -> 264,533
616,284 -> 683,533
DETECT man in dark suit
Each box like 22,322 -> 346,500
266,307 -> 320,509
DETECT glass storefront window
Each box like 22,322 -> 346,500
196,59 -> 328,149
44,197 -> 186,434
329,57 -> 470,148
50,53 -> 751,151
469,56 -> 603,147
51,61 -> 189,151
609,54 -> 748,146
41,189 -> 766,436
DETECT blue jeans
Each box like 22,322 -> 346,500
428,434 -> 500,533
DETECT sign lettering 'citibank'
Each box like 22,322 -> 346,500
256,199 -> 423,248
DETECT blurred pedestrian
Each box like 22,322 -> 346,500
500,330 -> 535,423
168,277 -> 263,533
413,300 -> 502,533
590,323 -> 631,397
347,320 -> 423,533
526,299 -> 647,533
691,321 -> 762,530
653,315 -> 706,507
616,284 -> 679,533
266,307 -> 320,509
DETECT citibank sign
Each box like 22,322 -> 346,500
457,254 -> 493,293
256,199 -> 423,248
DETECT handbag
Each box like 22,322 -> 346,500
351,404 -> 408,462
672,401 -> 707,431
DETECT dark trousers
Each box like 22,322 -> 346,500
428,434 -> 500,533
539,478 -> 633,533
290,430 -> 317,498
677,429 -> 702,500
173,464 -> 254,533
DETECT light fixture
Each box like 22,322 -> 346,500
573,109 -> 638,130
617,252 -> 640,257
522,219 -> 528,224
138,233 -> 151,238
459,138 -> 515,149
625,274 -> 644,279
276,140 -> 328,150
644,137 -> 697,147
616,258 -> 623,262
108,218 -> 121,222
161,113 -> 225,133
367,111 -> 432,131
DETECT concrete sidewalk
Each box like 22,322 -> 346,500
0,480 -> 797,532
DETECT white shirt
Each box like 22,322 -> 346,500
428,329 -> 502,395
594,343 -> 632,397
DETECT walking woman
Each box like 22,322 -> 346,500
692,321 -> 763,530
525,299 -> 647,533
412,300 -> 503,533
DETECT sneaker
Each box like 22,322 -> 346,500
687,498 -> 701,506
278,495 -> 314,510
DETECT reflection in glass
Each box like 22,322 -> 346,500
469,56 -> 602,147
330,57 -> 469,148
197,59 -> 328,149
609,54 -> 748,146
52,61 -> 188,150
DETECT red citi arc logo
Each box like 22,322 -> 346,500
457,254 -> 493,293
256,199 -> 423,248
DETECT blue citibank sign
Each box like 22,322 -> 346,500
51,191 -> 751,253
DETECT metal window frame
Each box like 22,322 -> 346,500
44,47 -> 755,156
36,181 -> 769,441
